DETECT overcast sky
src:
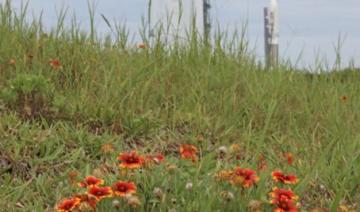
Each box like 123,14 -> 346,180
5,0 -> 360,68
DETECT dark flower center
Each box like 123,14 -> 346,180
64,204 -> 73,209
96,191 -> 105,195
127,157 -> 139,163
119,185 -> 126,191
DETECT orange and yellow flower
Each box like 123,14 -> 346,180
78,176 -> 104,188
87,186 -> 113,200
230,167 -> 259,188
56,197 -> 81,212
73,194 -> 98,210
179,144 -> 198,162
118,151 -> 145,169
269,187 -> 299,202
272,171 -> 298,184
112,181 -> 137,197
269,187 -> 299,212
273,199 -> 298,212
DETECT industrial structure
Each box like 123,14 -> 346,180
264,0 -> 279,68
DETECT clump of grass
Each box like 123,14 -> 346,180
0,74 -> 65,120
0,1 -> 359,211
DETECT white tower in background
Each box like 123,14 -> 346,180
269,0 -> 279,45
150,0 -> 205,39
264,0 -> 279,67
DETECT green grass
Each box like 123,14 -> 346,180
0,1 -> 359,211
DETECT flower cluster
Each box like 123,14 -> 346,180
269,170 -> 299,211
56,150 -> 166,211
56,177 -> 138,212
56,145 -> 304,212
215,149 -> 300,211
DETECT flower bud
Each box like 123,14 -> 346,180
153,187 -> 163,199
218,146 -> 227,154
127,196 -> 141,207
112,200 -> 121,209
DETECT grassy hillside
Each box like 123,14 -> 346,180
0,2 -> 359,211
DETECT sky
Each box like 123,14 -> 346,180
4,0 -> 360,68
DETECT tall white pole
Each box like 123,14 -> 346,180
269,0 -> 279,47
264,0 -> 279,68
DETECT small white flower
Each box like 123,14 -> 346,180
112,200 -> 121,208
185,181 -> 193,190
218,146 -> 228,155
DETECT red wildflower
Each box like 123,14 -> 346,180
87,186 -> 113,200
270,187 -> 299,212
78,176 -> 104,188
284,152 -> 293,165
272,171 -> 298,184
117,151 -> 145,169
73,194 -> 97,211
273,199 -> 298,212
179,144 -> 198,162
49,59 -> 62,69
56,197 -> 81,212
230,167 -> 259,188
270,187 -> 299,202
112,181 -> 137,197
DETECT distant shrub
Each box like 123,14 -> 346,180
0,74 -> 64,119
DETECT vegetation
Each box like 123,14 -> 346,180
0,1 -> 359,211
